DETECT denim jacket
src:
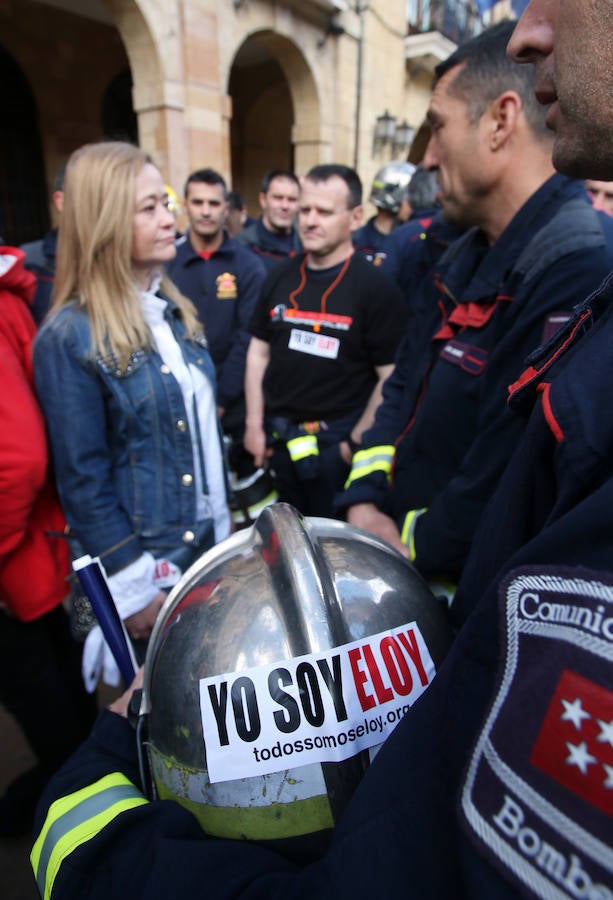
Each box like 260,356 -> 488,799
34,296 -> 221,575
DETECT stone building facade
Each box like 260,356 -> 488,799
1,0 -> 502,244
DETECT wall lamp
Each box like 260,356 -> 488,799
373,110 -> 397,153
373,111 -> 415,157
393,120 -> 415,156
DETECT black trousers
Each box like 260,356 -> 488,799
0,605 -> 98,779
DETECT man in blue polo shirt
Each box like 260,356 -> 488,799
167,169 -> 266,458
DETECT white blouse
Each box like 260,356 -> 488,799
140,286 -> 230,544
103,287 -> 231,623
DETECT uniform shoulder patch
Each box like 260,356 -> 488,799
461,567 -> 613,898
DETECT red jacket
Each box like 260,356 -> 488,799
0,246 -> 70,621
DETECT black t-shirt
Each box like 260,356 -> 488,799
249,252 -> 408,421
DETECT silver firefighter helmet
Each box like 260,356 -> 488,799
140,504 -> 453,862
369,160 -> 416,212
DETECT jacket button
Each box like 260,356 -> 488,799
181,473 -> 193,486
176,419 -> 187,432
182,530 -> 195,544
160,364 -> 171,374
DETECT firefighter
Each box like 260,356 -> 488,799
352,160 -> 416,266
167,168 -> 267,485
234,169 -> 302,272
337,21 -> 613,598
244,164 -> 407,518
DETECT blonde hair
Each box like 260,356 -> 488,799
52,141 -> 200,370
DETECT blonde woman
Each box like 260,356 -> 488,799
34,142 -> 231,689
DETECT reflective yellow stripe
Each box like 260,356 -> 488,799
428,578 -> 457,606
344,445 -> 395,488
31,773 -> 147,900
286,434 -> 319,462
232,490 -> 279,524
400,508 -> 427,560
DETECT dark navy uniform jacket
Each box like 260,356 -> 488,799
234,217 -> 302,273
383,210 -> 464,308
167,231 -> 266,410
352,215 -> 394,266
30,273 -> 613,900
338,175 -> 613,584
21,227 -> 58,325
453,269 -> 613,625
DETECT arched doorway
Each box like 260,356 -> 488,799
104,0 -> 187,193
229,38 -> 294,212
0,46 -> 49,246
228,31 -> 320,213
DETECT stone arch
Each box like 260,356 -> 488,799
100,0 -> 188,193
227,29 -> 321,211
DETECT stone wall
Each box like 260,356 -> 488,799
1,0 -> 129,222
1,0 -> 438,230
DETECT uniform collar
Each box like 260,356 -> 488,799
177,229 -> 233,264
508,269 -> 613,414
441,174 -> 580,306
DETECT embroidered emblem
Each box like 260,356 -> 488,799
461,568 -> 613,898
216,272 -> 238,299
531,669 -> 613,816
363,251 -> 388,266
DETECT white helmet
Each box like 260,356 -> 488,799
139,504 -> 452,861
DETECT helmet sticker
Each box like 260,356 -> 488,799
199,621 -> 437,783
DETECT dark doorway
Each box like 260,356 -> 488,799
102,68 -> 138,144
229,39 -> 295,214
0,46 -> 49,246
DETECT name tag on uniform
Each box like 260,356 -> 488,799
288,328 -> 340,359
440,339 -> 488,375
